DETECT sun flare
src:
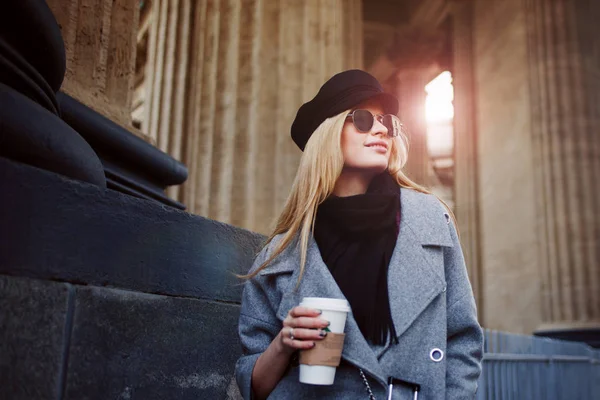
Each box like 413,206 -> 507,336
425,71 -> 454,123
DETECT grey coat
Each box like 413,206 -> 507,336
235,188 -> 484,399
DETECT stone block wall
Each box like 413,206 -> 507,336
0,157 -> 264,399
1,276 -> 244,400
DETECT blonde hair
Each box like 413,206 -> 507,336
241,109 -> 451,284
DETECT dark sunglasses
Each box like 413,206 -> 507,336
345,109 -> 405,138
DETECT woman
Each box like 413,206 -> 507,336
235,70 -> 483,399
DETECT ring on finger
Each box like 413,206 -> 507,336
289,327 -> 295,340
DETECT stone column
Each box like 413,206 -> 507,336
525,0 -> 600,341
396,69 -> 430,187
450,1 -> 483,320
45,0 -> 140,133
142,0 -> 362,234
342,0 -> 363,70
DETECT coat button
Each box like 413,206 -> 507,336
430,348 -> 444,362
443,212 -> 450,224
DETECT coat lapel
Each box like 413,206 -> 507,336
261,238 -> 387,387
387,188 -> 453,339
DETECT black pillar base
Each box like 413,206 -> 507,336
534,327 -> 600,349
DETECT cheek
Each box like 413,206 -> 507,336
340,131 -> 364,161
340,127 -> 351,153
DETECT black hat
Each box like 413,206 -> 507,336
290,69 -> 399,151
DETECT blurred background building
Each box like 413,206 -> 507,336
46,0 -> 599,345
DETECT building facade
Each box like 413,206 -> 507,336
47,0 -> 600,344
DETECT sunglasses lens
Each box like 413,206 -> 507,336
353,109 -> 374,132
382,114 -> 401,137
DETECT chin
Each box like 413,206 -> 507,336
366,156 -> 389,172
345,154 -> 389,174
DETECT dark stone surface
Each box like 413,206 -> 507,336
57,93 -> 188,209
65,286 -> 242,400
534,328 -> 600,349
0,0 -> 107,187
0,84 -> 107,187
0,0 -> 65,111
0,157 -> 265,303
0,275 -> 73,400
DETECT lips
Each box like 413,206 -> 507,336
365,140 -> 389,151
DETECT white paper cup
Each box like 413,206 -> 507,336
298,297 -> 350,385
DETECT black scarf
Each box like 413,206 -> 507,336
313,174 -> 400,346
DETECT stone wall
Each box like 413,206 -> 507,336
0,157 -> 264,400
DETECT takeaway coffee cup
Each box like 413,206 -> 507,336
298,297 -> 351,385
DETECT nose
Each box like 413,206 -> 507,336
371,117 -> 388,137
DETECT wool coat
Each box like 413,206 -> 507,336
236,188 -> 484,399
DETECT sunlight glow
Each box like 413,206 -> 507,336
425,71 -> 454,159
425,71 -> 454,123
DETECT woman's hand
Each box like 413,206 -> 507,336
250,306 -> 330,399
277,306 -> 330,355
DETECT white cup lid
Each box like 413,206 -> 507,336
300,297 -> 351,312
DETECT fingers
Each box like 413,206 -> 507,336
279,306 -> 330,352
289,306 -> 322,318
282,336 -> 316,350
284,316 -> 329,330
290,327 -> 327,341
280,327 -> 327,350
284,307 -> 329,330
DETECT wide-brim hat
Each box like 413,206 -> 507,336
290,69 -> 399,151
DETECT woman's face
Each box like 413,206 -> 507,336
340,100 -> 392,175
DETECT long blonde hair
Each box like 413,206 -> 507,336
241,109 -> 448,283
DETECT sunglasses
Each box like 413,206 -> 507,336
346,109 -> 405,138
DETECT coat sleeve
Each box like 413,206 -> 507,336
235,249 -> 284,400
444,219 -> 484,398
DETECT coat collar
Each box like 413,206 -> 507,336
259,188 -> 453,386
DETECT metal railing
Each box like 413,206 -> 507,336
477,329 -> 600,399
